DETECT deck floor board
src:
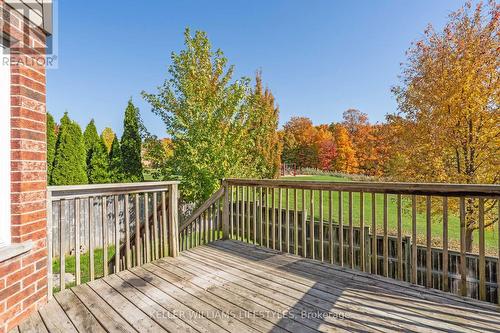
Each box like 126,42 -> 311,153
16,240 -> 500,333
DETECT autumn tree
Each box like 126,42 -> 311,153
143,29 -> 255,203
101,127 -> 115,153
392,1 -> 499,250
341,109 -> 381,175
329,124 -> 358,173
315,124 -> 336,171
282,117 -> 319,169
246,71 -> 282,178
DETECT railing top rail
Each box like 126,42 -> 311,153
48,181 -> 180,199
224,178 -> 500,197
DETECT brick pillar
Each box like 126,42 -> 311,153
0,2 -> 49,331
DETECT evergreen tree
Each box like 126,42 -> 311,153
52,113 -> 88,185
120,100 -> 143,182
109,136 -> 124,183
83,120 -> 100,162
84,120 -> 110,184
46,112 -> 56,185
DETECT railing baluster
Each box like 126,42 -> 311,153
397,194 -> 403,281
153,193 -> 159,260
135,194 -> 141,266
75,198 -> 81,285
285,188 -> 290,253
411,195 -> 417,284
371,193 -> 377,275
338,191 -> 344,267
309,189 -> 315,259
426,196 -> 432,288
294,189 -> 298,256
259,187 -> 263,245
102,196 -> 108,277
59,199 -> 65,291
383,193 -> 388,277
360,192 -> 365,272
272,188 -> 276,249
114,195 -> 120,273
319,190 -> 324,261
278,188 -> 282,251
230,185 -> 234,239
242,186 -> 246,242
254,187 -> 257,245
479,198 -> 486,301
329,191 -> 333,264
442,197 -> 448,291
460,197 -> 467,296
247,186 -> 251,243
236,186 -> 240,240
266,187 -> 270,248
162,191 -> 168,256
348,191 -> 353,268
144,193 -> 151,263
125,194 -> 131,269
89,197 -> 95,281
302,189 -> 307,258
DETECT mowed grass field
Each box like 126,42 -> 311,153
270,175 -> 498,255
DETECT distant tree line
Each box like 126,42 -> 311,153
47,99 -> 144,185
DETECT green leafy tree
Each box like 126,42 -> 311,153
101,127 -> 116,153
142,136 -> 170,180
52,113 -> 88,185
46,112 -> 56,184
84,120 -> 111,183
120,100 -> 143,182
143,28 -> 254,203
109,136 -> 125,183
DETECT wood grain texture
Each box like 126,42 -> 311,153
17,240 -> 500,333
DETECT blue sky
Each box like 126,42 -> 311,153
47,0 -> 471,137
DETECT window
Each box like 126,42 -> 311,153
0,45 -> 11,247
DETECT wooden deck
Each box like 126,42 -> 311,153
12,240 -> 500,333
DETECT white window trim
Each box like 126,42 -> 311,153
0,44 -> 11,248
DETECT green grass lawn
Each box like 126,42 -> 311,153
256,175 -> 498,254
52,246 -> 115,291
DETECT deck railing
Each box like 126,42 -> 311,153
214,179 -> 500,304
47,181 -> 179,298
178,187 -> 224,250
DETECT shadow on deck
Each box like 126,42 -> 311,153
12,240 -> 500,333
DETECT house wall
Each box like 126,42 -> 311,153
0,1 -> 49,331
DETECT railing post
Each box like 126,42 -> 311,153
168,183 -> 179,257
222,180 -> 230,239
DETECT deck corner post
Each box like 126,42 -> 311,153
222,180 -> 230,240
168,183 -> 180,257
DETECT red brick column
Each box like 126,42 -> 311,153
0,2 -> 48,331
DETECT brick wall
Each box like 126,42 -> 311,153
0,1 -> 48,331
